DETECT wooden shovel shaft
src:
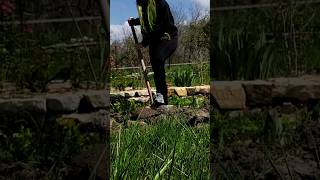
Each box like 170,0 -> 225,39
130,24 -> 154,104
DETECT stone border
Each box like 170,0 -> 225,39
211,75 -> 320,110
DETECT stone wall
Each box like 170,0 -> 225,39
211,75 -> 320,110
1,75 -> 320,123
0,90 -> 109,128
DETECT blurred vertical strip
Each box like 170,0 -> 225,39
96,0 -> 110,179
210,1 -> 218,180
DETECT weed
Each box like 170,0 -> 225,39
172,67 -> 195,87
111,114 -> 210,179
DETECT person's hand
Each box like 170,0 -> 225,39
128,18 -> 135,26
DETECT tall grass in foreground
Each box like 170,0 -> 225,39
111,115 -> 210,179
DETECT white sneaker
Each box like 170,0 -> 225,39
154,93 -> 165,104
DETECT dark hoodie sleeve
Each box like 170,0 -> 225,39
130,17 -> 150,47
130,17 -> 141,26
150,0 -> 172,39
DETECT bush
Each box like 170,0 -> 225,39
172,67 -> 195,87
213,24 -> 275,80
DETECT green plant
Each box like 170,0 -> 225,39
111,114 -> 210,179
213,23 -> 275,80
172,67 -> 195,87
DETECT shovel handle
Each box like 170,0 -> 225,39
129,19 -> 154,104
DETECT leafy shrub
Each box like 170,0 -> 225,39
172,68 -> 195,87
212,23 -> 275,80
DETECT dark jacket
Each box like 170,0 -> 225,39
131,0 -> 178,47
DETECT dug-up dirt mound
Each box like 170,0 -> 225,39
214,118 -> 320,180
110,105 -> 210,131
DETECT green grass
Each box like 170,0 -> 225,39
111,114 -> 210,179
110,64 -> 210,90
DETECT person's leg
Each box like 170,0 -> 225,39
149,36 -> 178,105
149,45 -> 166,105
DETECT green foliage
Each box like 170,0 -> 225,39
305,37 -> 320,72
211,112 -> 265,145
0,23 -> 108,92
111,97 -> 144,114
111,114 -> 210,179
213,23 -> 275,80
169,95 -> 208,108
172,67 -> 195,87
0,117 -> 103,179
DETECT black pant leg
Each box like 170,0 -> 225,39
149,36 -> 178,104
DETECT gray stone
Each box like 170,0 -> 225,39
135,90 -> 149,97
186,87 -> 196,96
0,97 -> 46,113
188,109 -> 209,126
128,97 -> 150,103
167,87 -> 175,97
46,93 -> 81,112
110,92 -> 125,98
124,87 -> 133,91
82,90 -> 110,109
271,76 -> 320,103
242,80 -> 273,106
123,91 -> 135,97
211,81 -> 246,110
195,85 -> 210,95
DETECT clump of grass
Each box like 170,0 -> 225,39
169,95 -> 208,108
111,114 -> 210,179
172,68 -> 195,87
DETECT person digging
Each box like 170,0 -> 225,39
128,0 -> 178,108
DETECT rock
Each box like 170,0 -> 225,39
110,92 -> 125,98
62,109 -> 108,127
135,90 -> 149,97
46,93 -> 81,113
0,97 -> 46,113
79,91 -> 110,112
124,87 -> 133,91
167,87 -> 175,97
128,97 -> 150,103
156,105 -> 177,114
195,109 -> 210,118
195,85 -> 210,95
186,87 -> 196,96
188,109 -> 209,126
271,76 -> 320,103
123,91 -> 135,97
47,81 -> 72,93
157,105 -> 175,111
174,87 -> 188,97
211,81 -> 246,110
242,80 -> 273,106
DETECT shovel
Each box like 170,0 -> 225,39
129,18 -> 154,104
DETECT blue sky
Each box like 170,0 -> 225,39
110,0 -> 209,42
